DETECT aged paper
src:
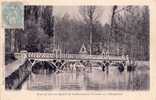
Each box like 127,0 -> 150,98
0,0 -> 156,100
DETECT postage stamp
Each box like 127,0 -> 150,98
2,2 -> 24,28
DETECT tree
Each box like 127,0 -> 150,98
79,6 -> 103,55
111,6 -> 149,60
111,5 -> 118,27
23,6 -> 54,52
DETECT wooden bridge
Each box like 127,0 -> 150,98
14,52 -> 128,62
14,51 -> 129,70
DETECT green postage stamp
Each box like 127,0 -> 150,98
2,2 -> 24,28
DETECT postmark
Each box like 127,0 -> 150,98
2,2 -> 24,28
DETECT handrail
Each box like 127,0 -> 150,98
15,52 -> 127,61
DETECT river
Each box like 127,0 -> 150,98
21,62 -> 149,91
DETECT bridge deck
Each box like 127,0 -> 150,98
15,52 -> 127,61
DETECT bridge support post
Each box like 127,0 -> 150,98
125,55 -> 130,70
27,59 -> 37,89
20,50 -> 28,61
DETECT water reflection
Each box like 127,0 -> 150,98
25,65 -> 149,90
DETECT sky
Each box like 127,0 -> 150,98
53,6 -> 113,26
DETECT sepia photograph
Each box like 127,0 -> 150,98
4,5 -> 149,91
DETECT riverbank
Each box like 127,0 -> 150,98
5,59 -> 26,77
5,60 -> 31,90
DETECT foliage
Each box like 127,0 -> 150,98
5,6 -> 149,60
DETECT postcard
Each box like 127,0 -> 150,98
0,0 -> 156,100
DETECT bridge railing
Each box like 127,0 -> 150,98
60,54 -> 126,61
27,52 -> 55,59
15,52 -> 127,61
